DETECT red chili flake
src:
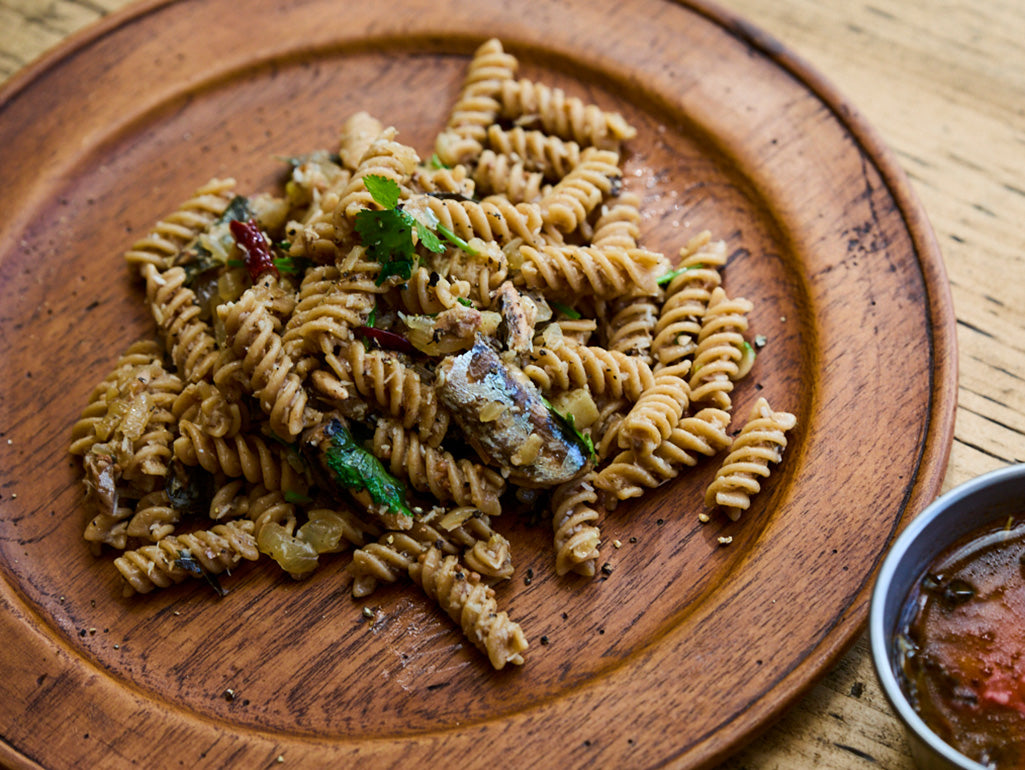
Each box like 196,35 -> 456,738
354,325 -> 414,354
230,218 -> 278,282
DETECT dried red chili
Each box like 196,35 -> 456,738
354,325 -> 415,354
230,218 -> 279,282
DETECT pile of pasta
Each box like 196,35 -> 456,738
69,39 -> 796,670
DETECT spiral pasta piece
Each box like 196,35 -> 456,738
372,419 -> 505,516
418,194 -> 543,246
591,193 -> 641,250
485,125 -> 582,181
595,407 -> 732,503
525,337 -> 655,401
143,264 -> 220,384
122,178 -> 237,274
688,286 -> 753,411
551,474 -> 602,577
705,397 -> 797,520
539,147 -> 621,233
172,380 -> 247,439
435,38 -> 519,167
411,546 -> 528,669
113,520 -> 259,596
333,127 -> 420,232
652,232 -> 727,367
282,262 -> 378,363
83,502 -> 133,553
498,77 -> 636,150
472,149 -> 545,203
173,419 -> 307,494
348,531 -> 429,598
218,279 -> 314,440
334,342 -> 449,444
126,490 -> 179,542
411,162 -> 476,196
337,111 -> 385,172
618,361 -> 692,455
423,237 -> 509,304
70,340 -> 179,461
517,243 -> 664,300
390,266 -> 472,316
285,168 -> 354,263
602,294 -> 659,364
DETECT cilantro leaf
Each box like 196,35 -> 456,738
354,208 -> 417,284
363,174 -> 402,209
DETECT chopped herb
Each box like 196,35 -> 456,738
456,296 -> 474,307
355,176 -> 477,284
540,396 -> 596,460
656,263 -> 704,286
283,490 -> 312,505
550,301 -> 581,319
321,419 -> 413,518
366,304 -> 377,328
174,550 -> 228,597
429,153 -> 449,169
273,256 -> 309,274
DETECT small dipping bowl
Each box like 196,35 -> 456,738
870,463 -> 1025,770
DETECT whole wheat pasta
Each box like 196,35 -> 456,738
525,337 -> 655,401
122,178 -> 237,274
485,124 -> 583,180
472,149 -> 546,203
705,397 -> 797,520
114,520 -> 259,596
125,490 -> 179,542
517,242 -> 666,300
652,232 -> 728,367
498,77 -> 637,150
618,361 -> 692,455
435,38 -> 518,167
539,147 -> 621,233
70,38 -> 797,672
688,286 -> 754,411
371,418 -> 505,516
143,264 -> 221,384
218,278 -> 315,440
411,546 -> 528,670
551,474 -> 603,577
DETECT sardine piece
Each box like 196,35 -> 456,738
496,281 -> 537,354
436,338 -> 589,487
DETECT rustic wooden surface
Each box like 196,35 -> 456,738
0,0 -> 1020,767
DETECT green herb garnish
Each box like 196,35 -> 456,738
321,418 -> 413,518
550,301 -> 581,319
540,396 -> 596,460
355,176 -> 481,285
656,263 -> 704,286
456,297 -> 474,308
354,176 -> 443,285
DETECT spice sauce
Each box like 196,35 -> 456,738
897,516 -> 1025,768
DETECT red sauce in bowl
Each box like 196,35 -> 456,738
897,516 -> 1025,769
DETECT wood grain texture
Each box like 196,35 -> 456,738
0,0 -> 1011,767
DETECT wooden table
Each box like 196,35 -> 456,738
3,0 -> 1022,767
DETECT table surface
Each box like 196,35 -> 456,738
3,0 -> 1023,767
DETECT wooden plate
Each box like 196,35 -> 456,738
0,0 -> 956,767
